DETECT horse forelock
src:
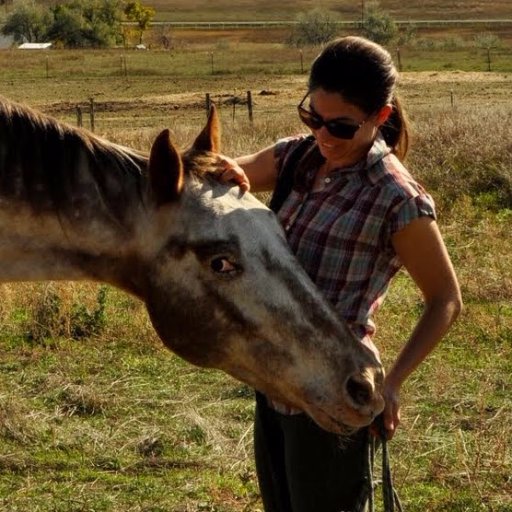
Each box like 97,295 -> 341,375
182,149 -> 222,180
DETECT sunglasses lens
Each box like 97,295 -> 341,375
298,104 -> 362,140
326,122 -> 359,139
298,108 -> 323,130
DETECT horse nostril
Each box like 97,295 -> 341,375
345,375 -> 373,407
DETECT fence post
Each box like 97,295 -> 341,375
450,90 -> 454,109
299,49 -> 304,73
89,98 -> 95,132
396,47 -> 402,72
247,91 -> 253,123
76,106 -> 82,127
209,52 -> 214,74
487,48 -> 491,72
205,93 -> 211,117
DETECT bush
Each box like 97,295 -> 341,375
362,4 -> 397,45
289,8 -> 339,47
24,285 -> 108,343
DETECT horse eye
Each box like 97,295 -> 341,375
210,256 -> 240,275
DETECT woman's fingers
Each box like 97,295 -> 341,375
220,168 -> 250,191
216,156 -> 251,192
371,386 -> 401,440
383,391 -> 401,440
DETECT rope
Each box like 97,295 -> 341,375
356,415 -> 404,512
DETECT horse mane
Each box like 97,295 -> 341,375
0,96 -> 227,228
0,96 -> 147,170
0,96 -> 148,224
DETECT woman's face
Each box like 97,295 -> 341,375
305,88 -> 386,166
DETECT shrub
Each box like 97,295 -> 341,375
289,8 -> 339,47
24,285 -> 108,342
362,3 -> 397,45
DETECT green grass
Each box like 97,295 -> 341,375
0,289 -> 260,510
0,42 -> 510,86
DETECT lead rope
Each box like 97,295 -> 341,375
357,415 -> 404,512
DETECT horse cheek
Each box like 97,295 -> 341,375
145,287 -> 228,369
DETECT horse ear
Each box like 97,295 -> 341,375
191,104 -> 221,154
148,129 -> 184,205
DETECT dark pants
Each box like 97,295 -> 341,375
254,392 -> 369,512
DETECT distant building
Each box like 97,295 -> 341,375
18,42 -> 53,50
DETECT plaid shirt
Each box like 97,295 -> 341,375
269,134 -> 435,414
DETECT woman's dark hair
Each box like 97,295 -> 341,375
308,36 -> 409,160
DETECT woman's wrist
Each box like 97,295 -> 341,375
384,368 -> 405,391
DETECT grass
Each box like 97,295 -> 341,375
0,35 -> 511,511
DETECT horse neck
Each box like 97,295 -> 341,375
0,106 -> 151,296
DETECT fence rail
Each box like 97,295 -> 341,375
137,19 -> 512,30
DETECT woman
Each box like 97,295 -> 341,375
219,36 -> 462,512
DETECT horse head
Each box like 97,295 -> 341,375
140,107 -> 385,433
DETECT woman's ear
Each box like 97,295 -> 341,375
376,104 -> 393,126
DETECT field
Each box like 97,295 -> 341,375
28,0 -> 512,22
0,23 -> 512,512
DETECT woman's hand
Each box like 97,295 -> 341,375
370,380 -> 401,440
215,155 -> 251,192
381,381 -> 401,439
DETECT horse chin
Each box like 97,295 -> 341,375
252,386 -> 370,434
302,404 -> 373,434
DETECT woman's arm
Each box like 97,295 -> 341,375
382,216 -> 462,438
218,144 -> 278,193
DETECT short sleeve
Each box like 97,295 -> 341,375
388,193 -> 437,236
273,135 -> 307,179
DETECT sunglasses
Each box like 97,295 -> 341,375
297,92 -> 367,140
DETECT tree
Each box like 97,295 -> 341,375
80,0 -> 123,47
289,8 -> 339,47
2,0 -> 123,47
362,3 -> 397,46
1,0 -> 51,43
474,32 -> 502,72
474,32 -> 501,50
47,4 -> 84,47
124,0 -> 155,45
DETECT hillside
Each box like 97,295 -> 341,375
19,0 -> 512,22
146,1 -> 512,21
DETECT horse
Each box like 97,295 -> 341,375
0,96 -> 384,433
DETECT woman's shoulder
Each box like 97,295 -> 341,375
369,152 -> 429,201
274,133 -> 314,158
274,133 -> 316,175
